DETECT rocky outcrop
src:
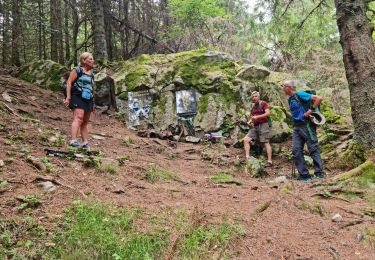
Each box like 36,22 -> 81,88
16,50 -> 345,147
16,60 -> 68,91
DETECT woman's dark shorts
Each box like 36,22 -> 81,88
69,93 -> 94,112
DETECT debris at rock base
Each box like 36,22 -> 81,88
331,213 -> 343,222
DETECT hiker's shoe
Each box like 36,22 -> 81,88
265,161 -> 273,168
314,172 -> 326,179
297,175 -> 312,182
80,142 -> 90,149
69,140 -> 80,148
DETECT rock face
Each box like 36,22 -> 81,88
16,50 -> 343,145
16,60 -> 68,91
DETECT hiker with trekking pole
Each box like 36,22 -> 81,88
63,52 -> 95,148
283,80 -> 325,181
243,91 -> 273,167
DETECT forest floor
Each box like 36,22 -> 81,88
0,73 -> 374,259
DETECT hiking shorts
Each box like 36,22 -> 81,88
246,123 -> 270,143
69,93 -> 94,112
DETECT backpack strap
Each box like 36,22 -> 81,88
291,93 -> 316,141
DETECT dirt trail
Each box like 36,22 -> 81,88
0,74 -> 374,259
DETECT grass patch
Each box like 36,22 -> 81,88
295,201 -> 325,216
97,164 -> 118,174
364,228 -> 375,248
178,223 -> 243,259
122,137 -> 134,147
48,202 -> 167,259
255,201 -> 271,213
209,172 -> 233,183
145,165 -> 178,183
0,216 -> 47,258
16,195 -> 42,210
209,172 -> 242,186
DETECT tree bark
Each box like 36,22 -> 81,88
64,1 -> 70,63
11,0 -> 22,66
335,0 -> 375,148
91,0 -> 108,60
50,0 -> 59,62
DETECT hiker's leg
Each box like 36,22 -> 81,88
263,143 -> 272,162
259,123 -> 271,162
243,136 -> 251,159
80,111 -> 91,144
71,108 -> 84,140
244,129 -> 256,159
292,127 -> 309,175
306,131 -> 324,175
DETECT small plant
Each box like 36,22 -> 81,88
168,152 -> 176,160
256,201 -> 271,213
83,157 -> 101,168
52,133 -> 65,147
364,228 -> 375,247
97,164 -> 118,174
145,164 -> 178,183
20,146 -> 31,154
116,155 -> 129,165
209,172 -> 233,183
0,180 -> 8,189
122,136 -> 134,147
41,157 -> 54,173
17,195 -> 42,210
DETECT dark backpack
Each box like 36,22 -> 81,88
62,67 -> 94,98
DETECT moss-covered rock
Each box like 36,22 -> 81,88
17,60 -> 68,91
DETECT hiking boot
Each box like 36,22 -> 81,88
69,140 -> 80,148
80,142 -> 90,149
314,172 -> 326,179
265,161 -> 273,168
297,174 -> 312,182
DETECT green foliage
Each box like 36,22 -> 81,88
16,195 -> 41,210
122,136 -> 134,147
145,165 -> 178,183
97,164 -> 118,174
178,223 -> 243,259
0,216 -> 47,258
48,202 -> 167,259
83,157 -> 101,168
116,156 -> 129,165
168,0 -> 228,26
209,172 -> 233,183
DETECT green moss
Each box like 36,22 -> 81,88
198,95 -> 209,114
336,141 -> 367,170
117,92 -> 128,101
125,70 -> 149,90
320,102 -> 343,124
158,95 -> 168,113
269,106 -> 286,122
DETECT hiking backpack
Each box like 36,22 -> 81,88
62,67 -> 94,98
254,100 -> 272,127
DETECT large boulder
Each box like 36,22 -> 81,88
236,65 -> 271,81
16,60 -> 68,91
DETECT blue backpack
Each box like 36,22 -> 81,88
62,67 -> 94,99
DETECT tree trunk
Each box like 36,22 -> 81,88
50,0 -> 59,61
37,0 -> 43,60
103,0 -> 113,60
64,1 -> 70,63
335,0 -> 375,148
57,0 -> 64,64
92,0 -> 108,60
71,0 -> 79,65
11,0 -> 22,66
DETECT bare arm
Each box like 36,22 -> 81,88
64,69 -> 78,107
304,95 -> 323,117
